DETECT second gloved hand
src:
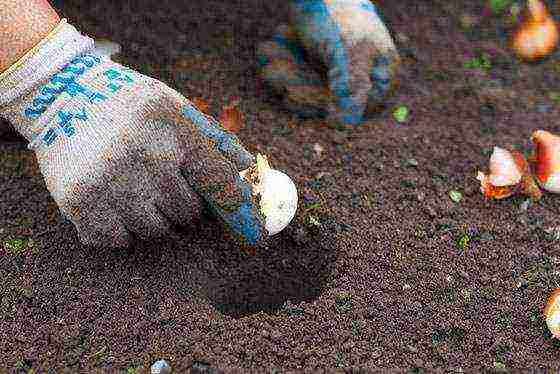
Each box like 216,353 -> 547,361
258,0 -> 400,126
0,20 -> 267,249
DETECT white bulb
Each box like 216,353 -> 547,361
239,154 -> 298,236
259,168 -> 298,235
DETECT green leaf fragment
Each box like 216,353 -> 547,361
509,3 -> 521,20
305,202 -> 322,211
494,361 -> 506,369
489,0 -> 512,14
549,92 -> 560,104
401,179 -> 417,188
456,234 -> 470,250
449,190 -> 463,203
464,54 -> 492,71
4,237 -> 27,255
393,105 -> 409,123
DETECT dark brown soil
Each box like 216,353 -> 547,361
3,0 -> 560,372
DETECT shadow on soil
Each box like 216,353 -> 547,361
168,213 -> 338,319
77,205 -> 338,320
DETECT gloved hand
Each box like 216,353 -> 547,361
0,19 -> 267,250
257,0 -> 400,126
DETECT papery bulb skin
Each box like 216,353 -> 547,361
531,130 -> 560,193
477,146 -> 522,199
477,146 -> 540,200
511,0 -> 559,61
488,146 -> 523,186
545,289 -> 560,339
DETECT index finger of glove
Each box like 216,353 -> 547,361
165,107 -> 268,248
181,100 -> 255,171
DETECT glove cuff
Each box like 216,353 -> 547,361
0,21 -> 95,142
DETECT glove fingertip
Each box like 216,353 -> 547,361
222,200 -> 267,246
181,164 -> 267,248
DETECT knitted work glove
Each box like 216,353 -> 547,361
257,0 -> 400,126
0,20 -> 267,250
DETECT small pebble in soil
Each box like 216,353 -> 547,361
480,232 -> 496,242
424,205 -> 438,219
423,224 -> 435,238
405,158 -> 419,167
151,359 -> 171,374
519,198 -> 532,212
303,192 -> 317,205
305,178 -> 322,190
190,361 -> 218,374
313,143 -> 324,157
516,278 -> 529,289
535,103 -> 552,113
479,103 -> 496,117
406,344 -> 418,353
459,13 -> 480,30
292,226 -> 310,245
395,32 -> 409,44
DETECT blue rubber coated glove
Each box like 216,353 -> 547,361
258,0 -> 400,126
257,24 -> 332,119
0,20 -> 267,251
178,102 -> 268,251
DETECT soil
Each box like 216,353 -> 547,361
3,0 -> 560,372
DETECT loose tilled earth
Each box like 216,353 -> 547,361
4,0 -> 560,372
